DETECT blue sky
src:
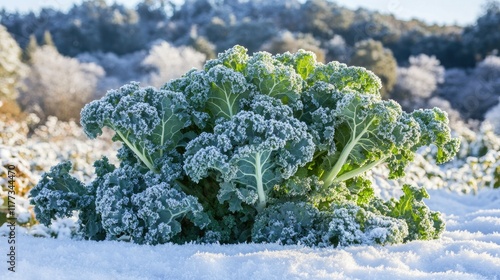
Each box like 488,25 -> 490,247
0,0 -> 489,26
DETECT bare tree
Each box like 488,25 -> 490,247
392,54 -> 444,110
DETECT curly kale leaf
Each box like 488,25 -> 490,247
388,185 -> 445,241
326,202 -> 409,247
204,45 -> 307,110
301,81 -> 460,186
246,51 -> 303,108
29,159 -> 116,241
81,82 -> 191,172
276,174 -> 374,212
30,161 -> 89,226
205,44 -> 250,73
204,66 -> 251,121
184,96 -> 315,212
94,164 -> 146,241
308,61 -> 383,96
412,108 -> 461,164
164,65 -> 251,128
252,202 -> 322,246
79,157 -> 116,240
198,203 -> 256,244
95,161 -> 208,244
275,49 -> 318,81
181,66 -> 251,125
133,183 -> 209,245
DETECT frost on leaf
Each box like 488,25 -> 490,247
327,203 -> 408,247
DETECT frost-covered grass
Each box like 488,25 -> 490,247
0,187 -> 499,279
0,115 -> 118,226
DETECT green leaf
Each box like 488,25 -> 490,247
205,45 -> 250,73
29,162 -> 88,225
205,66 -> 250,121
81,83 -> 191,172
184,102 -> 315,212
388,185 -> 444,241
247,52 -> 303,106
308,62 -> 382,96
412,108 -> 461,164
134,183 -> 209,245
150,92 -> 189,156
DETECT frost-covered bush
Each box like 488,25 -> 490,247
142,41 -> 206,88
463,2 -> 500,61
457,121 -> 500,159
392,54 -> 444,111
18,46 -> 105,121
77,50 -> 147,92
324,35 -> 352,63
485,97 -> 500,135
0,24 -> 26,101
0,114 -> 33,146
438,55 -> 500,120
30,46 -> 459,247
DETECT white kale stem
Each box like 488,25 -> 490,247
254,152 -> 266,212
322,118 -> 375,187
116,130 -> 158,173
333,156 -> 387,183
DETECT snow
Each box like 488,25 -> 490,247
1,188 -> 499,280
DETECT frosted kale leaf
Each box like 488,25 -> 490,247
30,161 -> 89,226
252,202 -> 322,246
81,82 -> 191,172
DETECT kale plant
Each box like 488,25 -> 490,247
30,46 -> 459,246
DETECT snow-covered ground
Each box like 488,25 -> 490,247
1,187 -> 499,280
